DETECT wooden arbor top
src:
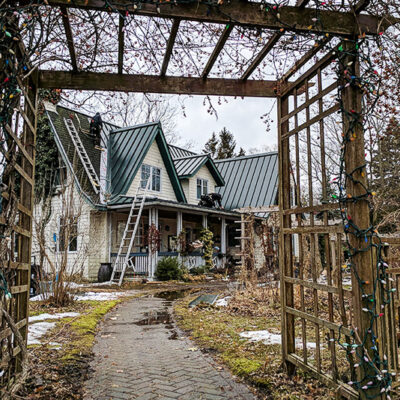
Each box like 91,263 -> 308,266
36,0 -> 393,96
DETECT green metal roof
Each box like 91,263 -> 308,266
109,122 -> 186,202
215,152 -> 278,210
168,144 -> 197,159
173,154 -> 225,186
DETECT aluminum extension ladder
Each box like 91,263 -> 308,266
110,179 -> 150,286
64,117 -> 100,193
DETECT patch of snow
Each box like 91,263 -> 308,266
215,296 -> 231,307
29,312 -> 80,323
31,291 -> 131,302
28,322 -> 56,345
74,291 -> 129,301
240,330 -> 318,349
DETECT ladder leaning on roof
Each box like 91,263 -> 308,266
63,117 -> 100,194
110,179 -> 151,286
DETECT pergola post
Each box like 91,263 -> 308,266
341,41 -> 382,399
278,94 -> 295,375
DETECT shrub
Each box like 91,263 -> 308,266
155,257 -> 183,281
189,265 -> 208,276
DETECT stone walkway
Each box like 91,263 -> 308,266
84,294 -> 257,400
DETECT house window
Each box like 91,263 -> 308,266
55,157 -> 68,187
197,178 -> 208,199
141,164 -> 161,192
58,217 -> 78,252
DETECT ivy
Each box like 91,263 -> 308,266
200,228 -> 214,269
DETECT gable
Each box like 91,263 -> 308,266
109,123 -> 186,203
173,155 -> 224,186
126,140 -> 178,202
183,164 -> 219,205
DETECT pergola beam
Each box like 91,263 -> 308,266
161,19 -> 180,77
118,15 -> 124,74
241,32 -> 281,80
38,70 -> 280,97
47,0 -> 389,37
202,24 -> 234,79
60,6 -> 77,72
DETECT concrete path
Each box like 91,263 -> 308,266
84,293 -> 257,400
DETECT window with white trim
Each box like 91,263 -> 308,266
141,164 -> 161,192
197,178 -> 208,199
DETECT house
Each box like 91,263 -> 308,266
32,103 -> 278,281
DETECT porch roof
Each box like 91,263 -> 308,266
107,197 -> 240,218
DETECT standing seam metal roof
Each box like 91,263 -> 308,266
168,144 -> 197,159
215,152 -> 278,210
109,122 -> 186,202
173,154 -> 225,186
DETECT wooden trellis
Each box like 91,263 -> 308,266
1,0 -> 397,396
0,37 -> 38,393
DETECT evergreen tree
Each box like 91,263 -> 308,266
203,132 -> 218,158
216,127 -> 236,159
237,147 -> 246,157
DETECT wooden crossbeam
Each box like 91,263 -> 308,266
281,37 -> 331,82
47,0 -> 389,37
60,6 -> 77,72
161,19 -> 180,77
38,70 -> 279,97
296,0 -> 311,8
202,24 -> 234,79
118,14 -> 124,74
241,32 -> 281,80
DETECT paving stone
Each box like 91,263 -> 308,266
83,296 -> 256,400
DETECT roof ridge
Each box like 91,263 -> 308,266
110,121 -> 160,134
214,151 -> 278,162
168,143 -> 198,154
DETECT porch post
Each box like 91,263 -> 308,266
177,211 -> 183,263
221,217 -> 226,268
202,215 -> 208,229
148,207 -> 159,279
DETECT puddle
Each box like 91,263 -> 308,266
134,311 -> 172,326
155,289 -> 192,301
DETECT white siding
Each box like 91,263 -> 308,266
185,165 -> 217,205
32,177 -> 109,281
126,140 -> 177,201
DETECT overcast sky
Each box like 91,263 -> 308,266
173,96 -> 278,154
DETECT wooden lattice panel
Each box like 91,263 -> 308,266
0,40 -> 37,392
278,48 -> 362,399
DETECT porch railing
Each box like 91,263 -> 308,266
110,253 -> 149,276
110,252 -> 225,277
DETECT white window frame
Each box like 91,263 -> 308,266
196,178 -> 208,199
141,164 -> 162,192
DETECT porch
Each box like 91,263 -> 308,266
109,201 -> 240,278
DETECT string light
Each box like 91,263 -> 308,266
0,0 -> 397,398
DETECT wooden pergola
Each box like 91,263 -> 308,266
3,0 -> 399,398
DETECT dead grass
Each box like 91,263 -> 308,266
174,285 -> 336,399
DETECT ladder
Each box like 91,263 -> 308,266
63,118 -> 100,194
110,179 -> 151,286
